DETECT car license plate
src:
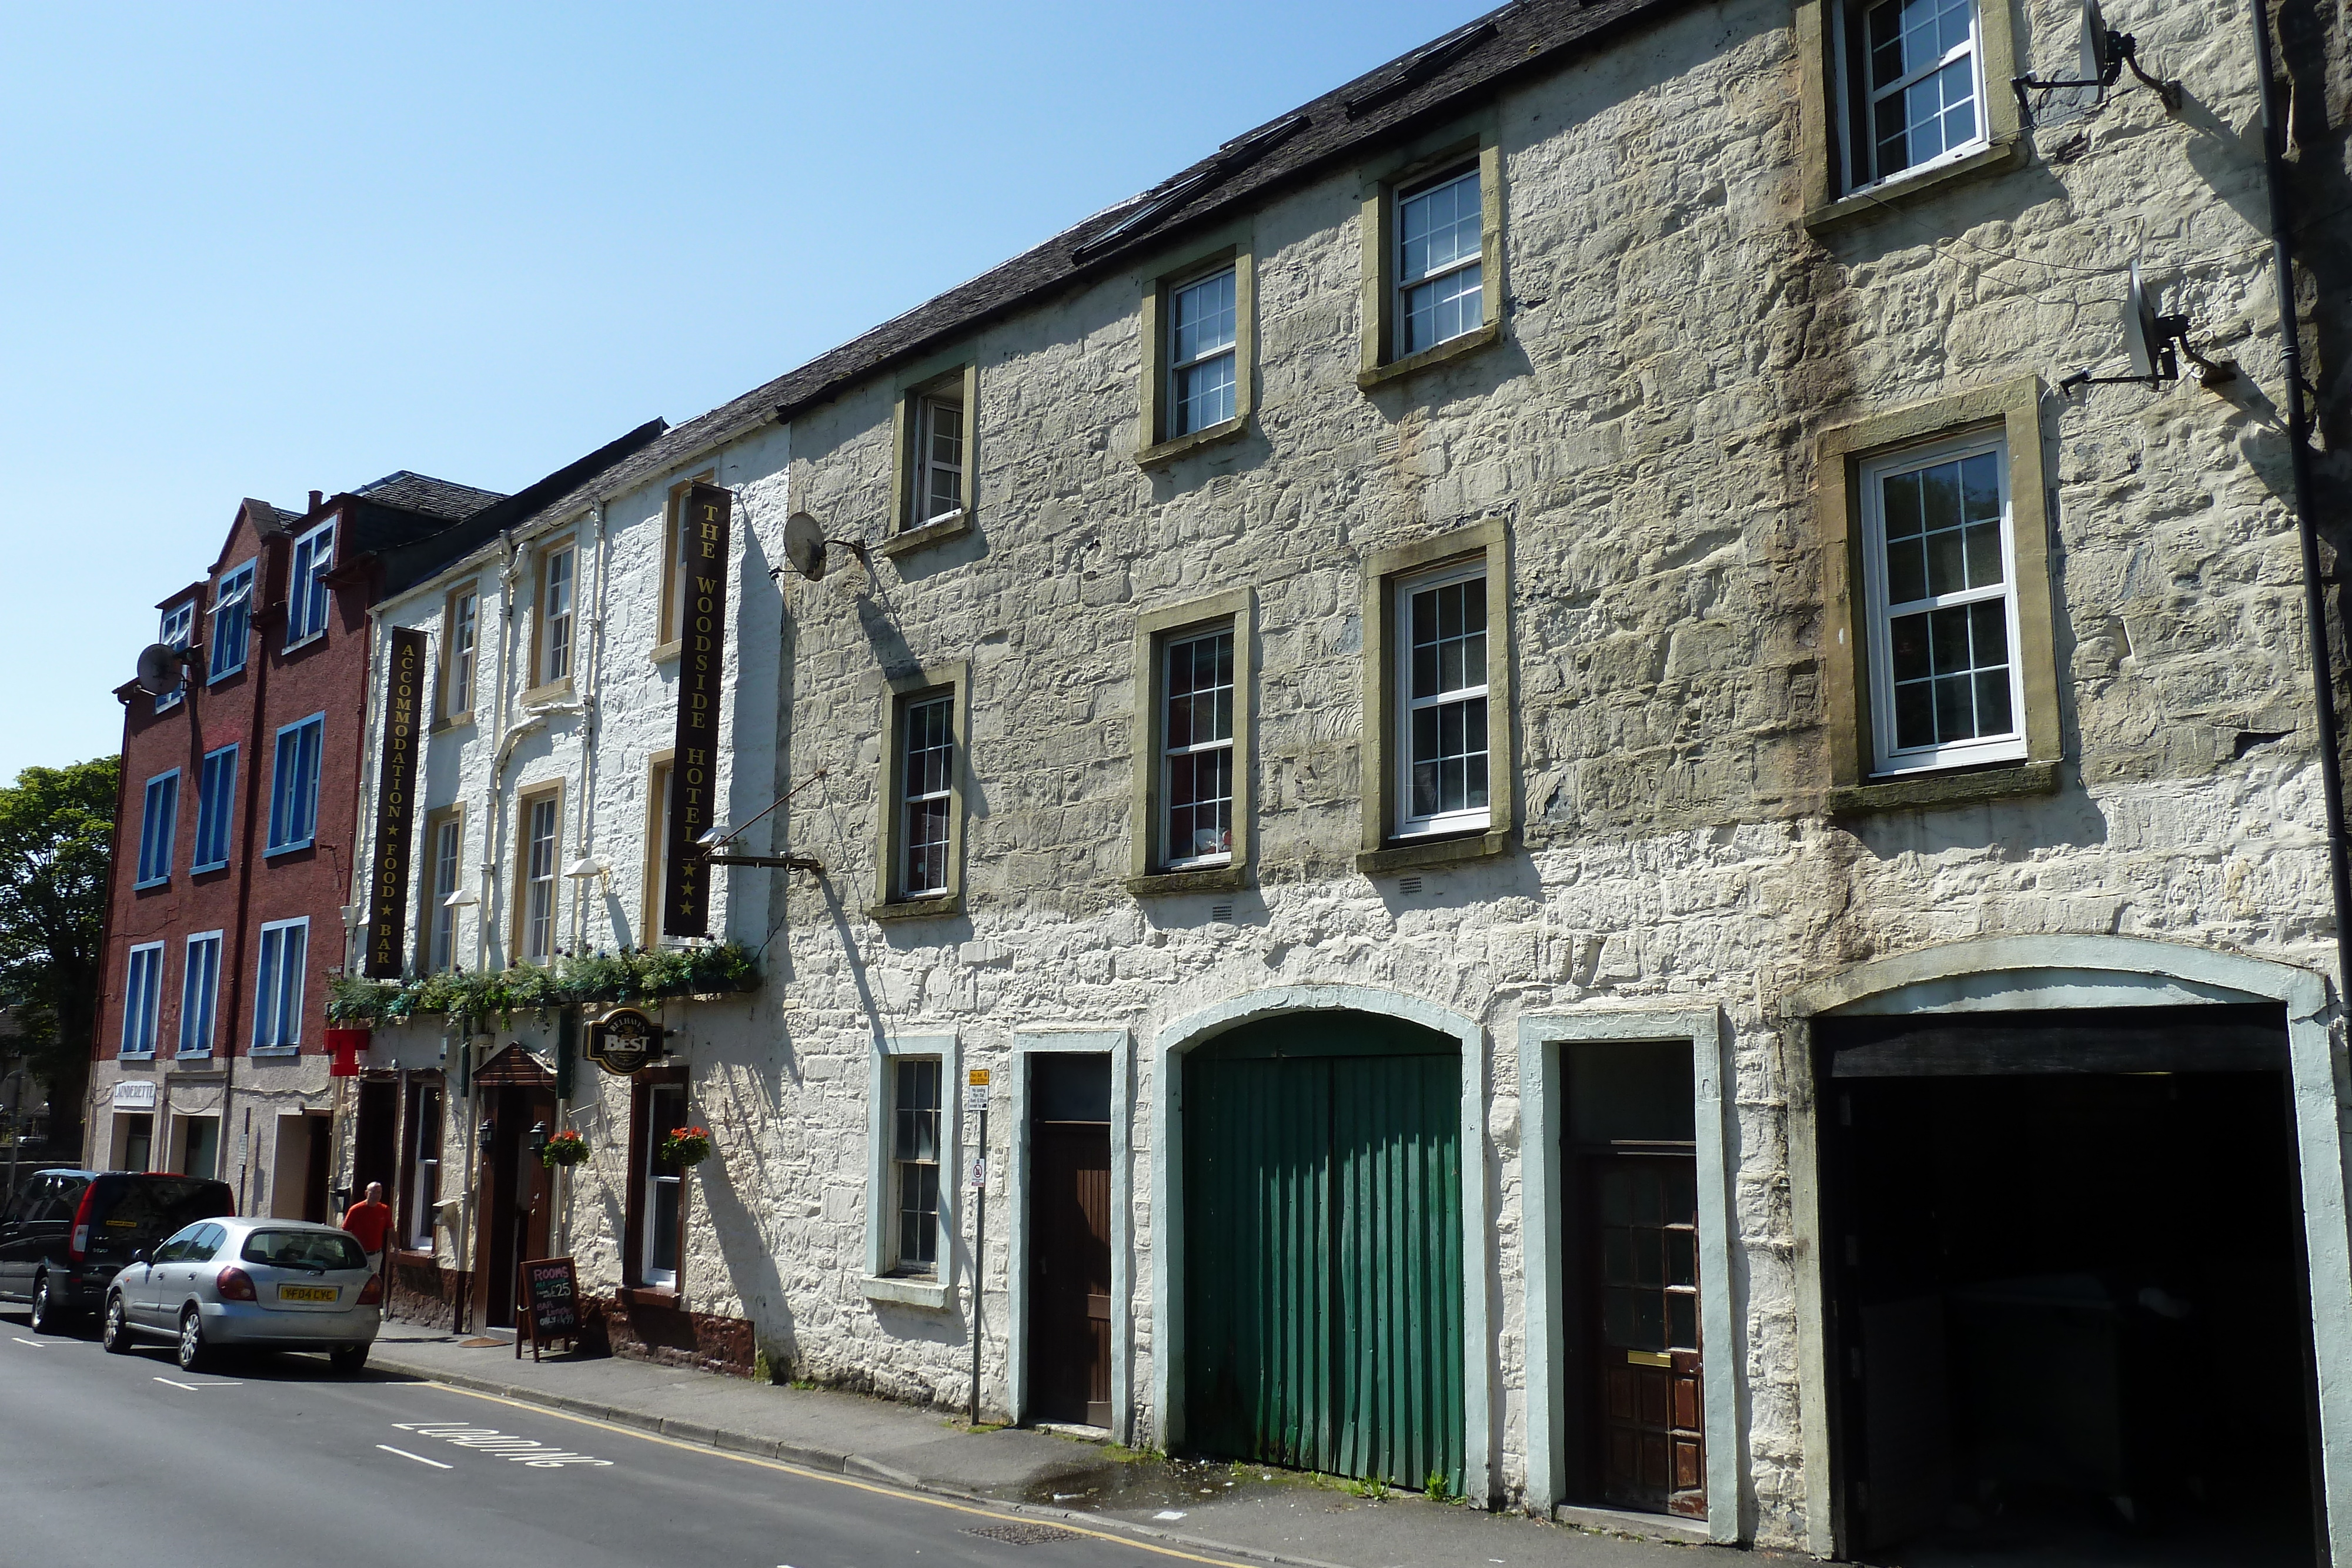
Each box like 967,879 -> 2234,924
278,1284 -> 339,1303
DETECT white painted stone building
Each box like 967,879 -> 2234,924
345,0 -> 2352,1559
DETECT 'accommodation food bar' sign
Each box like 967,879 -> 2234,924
663,483 -> 730,937
365,626 -> 428,977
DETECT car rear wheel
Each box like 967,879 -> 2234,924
102,1294 -> 133,1354
329,1343 -> 369,1374
28,1275 -> 61,1334
176,1308 -> 211,1372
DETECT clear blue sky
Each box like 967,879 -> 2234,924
0,1 -> 1491,783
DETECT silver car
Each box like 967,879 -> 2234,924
101,1216 -> 382,1372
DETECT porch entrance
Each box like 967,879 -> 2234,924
472,1046 -> 557,1330
1182,1011 -> 1462,1492
1025,1053 -> 1112,1428
1819,1004 -> 2318,1564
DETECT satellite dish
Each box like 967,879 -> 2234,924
2081,0 -> 2112,82
782,511 -> 827,583
133,643 -> 185,696
2122,261 -> 2166,380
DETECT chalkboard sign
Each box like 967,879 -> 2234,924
517,1255 -> 581,1362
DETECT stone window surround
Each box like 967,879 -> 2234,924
1127,587 -> 1255,897
524,531 -> 580,704
1357,517 -> 1516,875
436,579 -> 481,728
884,357 -> 980,559
863,1029 -> 961,1310
1816,373 -> 2061,814
416,801 -> 465,976
1357,116 -> 1504,389
1515,1006 -> 1741,1544
868,659 -> 972,922
510,778 -> 565,967
652,469 -> 717,664
1793,0 -> 2024,235
641,749 -> 673,945
622,1062 -> 691,1306
1135,222 -> 1257,468
1003,1027 -> 1134,1437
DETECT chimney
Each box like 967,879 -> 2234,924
309,490 -> 323,513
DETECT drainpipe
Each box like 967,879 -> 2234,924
2251,0 -> 2352,998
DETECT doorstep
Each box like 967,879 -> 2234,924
1551,1502 -> 1714,1545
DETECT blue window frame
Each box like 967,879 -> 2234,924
179,931 -> 222,1056
193,744 -> 237,871
135,770 -> 180,887
121,942 -> 165,1058
208,560 -> 255,681
286,519 -> 336,646
266,714 -> 324,854
252,918 -> 308,1052
154,601 -> 193,713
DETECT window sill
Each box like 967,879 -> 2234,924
433,710 -> 475,732
248,1047 -> 300,1059
862,1274 -> 950,1310
522,677 -> 574,707
1358,317 -> 1503,391
1803,138 -> 2027,236
263,840 -> 315,858
1135,416 -> 1248,469
205,666 -> 247,687
1828,758 -> 2059,815
868,894 -> 961,923
880,510 -> 973,560
116,1052 -> 156,1064
282,632 -> 325,656
1355,828 -> 1509,875
616,1284 -> 681,1310
389,1247 -> 437,1268
191,860 -> 229,875
133,877 -> 169,892
649,640 -> 682,666
1126,863 -> 1247,897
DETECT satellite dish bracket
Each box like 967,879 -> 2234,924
2014,27 -> 2178,126
2061,313 -> 2237,394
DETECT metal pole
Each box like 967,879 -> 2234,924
2250,0 -> 2352,999
5,1062 -> 24,1203
968,1099 -> 987,1429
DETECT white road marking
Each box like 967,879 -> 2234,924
152,1376 -> 243,1390
387,1420 -> 611,1466
377,1444 -> 455,1470
12,1337 -> 42,1346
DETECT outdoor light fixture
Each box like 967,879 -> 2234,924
528,1121 -> 549,1157
479,1117 -> 496,1144
564,854 -> 612,894
693,770 -> 828,874
444,887 -> 479,908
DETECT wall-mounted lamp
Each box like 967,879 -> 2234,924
445,887 -> 480,909
527,1121 -> 549,1158
564,854 -> 612,894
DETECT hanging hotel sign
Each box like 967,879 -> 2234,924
586,1008 -> 666,1076
662,483 -> 731,937
365,626 -> 428,977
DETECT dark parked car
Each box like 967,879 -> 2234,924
0,1168 -> 235,1331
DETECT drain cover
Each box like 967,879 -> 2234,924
963,1522 -> 1082,1546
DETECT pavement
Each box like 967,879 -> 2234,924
369,1315 -> 1746,1568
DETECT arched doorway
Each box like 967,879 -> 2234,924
1179,1008 -> 1465,1492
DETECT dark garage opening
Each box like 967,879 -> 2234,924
1819,1005 -> 2320,1566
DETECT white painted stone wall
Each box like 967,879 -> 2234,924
353,0 -> 2344,1551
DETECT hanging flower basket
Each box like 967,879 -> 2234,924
661,1126 -> 712,1167
541,1129 -> 591,1169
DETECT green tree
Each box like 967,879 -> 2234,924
0,757 -> 120,1155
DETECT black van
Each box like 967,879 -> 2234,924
0,1168 -> 236,1330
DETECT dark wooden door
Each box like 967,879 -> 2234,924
1028,1054 -> 1113,1427
352,1079 -> 398,1197
477,1086 -> 556,1328
1588,1152 -> 1705,1518
302,1113 -> 333,1221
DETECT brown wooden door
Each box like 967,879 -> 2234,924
476,1086 -> 556,1328
1028,1055 -> 1112,1427
1589,1152 -> 1705,1518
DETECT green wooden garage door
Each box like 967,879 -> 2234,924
1183,1013 -> 1463,1491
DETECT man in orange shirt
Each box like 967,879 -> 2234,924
342,1181 -> 396,1278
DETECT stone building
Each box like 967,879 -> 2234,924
344,0 -> 2352,1559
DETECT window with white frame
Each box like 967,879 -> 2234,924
286,519 -> 336,644
1836,0 -> 1984,192
1397,166 -> 1483,357
1168,266 -> 1238,437
915,394 -> 964,527
405,1080 -> 442,1249
266,713 -> 323,853
121,942 -> 165,1057
520,793 -> 560,963
1859,430 -> 2023,774
445,589 -> 478,717
178,932 -> 222,1056
538,544 -> 575,686
639,1079 -> 687,1288
889,1057 -> 942,1276
1396,563 -> 1491,835
1162,627 -> 1234,867
193,744 -> 236,871
135,770 -> 180,887
898,694 -> 954,899
154,601 -> 193,712
252,917 -> 309,1051
426,813 -> 462,971
208,560 -> 255,681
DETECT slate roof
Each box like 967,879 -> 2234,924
440,0 -> 1679,550
352,470 -> 510,521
